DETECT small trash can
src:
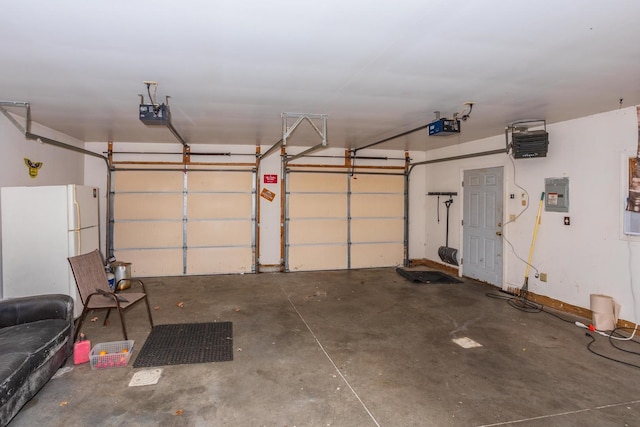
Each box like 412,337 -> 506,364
111,261 -> 132,290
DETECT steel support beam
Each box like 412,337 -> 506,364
0,101 -> 109,166
260,139 -> 283,160
353,123 -> 429,153
408,148 -> 508,173
167,121 -> 189,148
286,143 -> 327,162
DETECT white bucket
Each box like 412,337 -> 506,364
111,261 -> 132,290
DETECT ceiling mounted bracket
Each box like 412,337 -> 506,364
283,113 -> 328,163
138,82 -> 189,148
0,100 -> 109,166
281,113 -> 327,147
260,112 -> 328,160
0,101 -> 31,134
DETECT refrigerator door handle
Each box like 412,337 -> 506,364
73,230 -> 81,255
72,185 -> 81,230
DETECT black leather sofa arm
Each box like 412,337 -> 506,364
0,294 -> 74,327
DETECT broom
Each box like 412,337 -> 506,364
513,192 -> 544,309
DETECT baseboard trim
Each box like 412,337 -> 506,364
408,258 -> 636,330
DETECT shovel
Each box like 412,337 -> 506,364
438,197 -> 459,266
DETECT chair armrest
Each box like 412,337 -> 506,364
95,288 -> 129,303
0,294 -> 74,327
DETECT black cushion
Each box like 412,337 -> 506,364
0,353 -> 30,407
0,320 -> 71,370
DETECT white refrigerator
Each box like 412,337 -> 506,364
1,185 -> 100,316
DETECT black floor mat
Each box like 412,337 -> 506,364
133,322 -> 233,368
396,267 -> 463,284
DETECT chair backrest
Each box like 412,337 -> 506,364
68,249 -> 111,304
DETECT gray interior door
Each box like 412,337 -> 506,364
462,167 -> 503,285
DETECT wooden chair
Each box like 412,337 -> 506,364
68,249 -> 153,341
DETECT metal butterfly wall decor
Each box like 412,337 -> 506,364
24,158 -> 43,178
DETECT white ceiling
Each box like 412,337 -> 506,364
2,0 -> 640,152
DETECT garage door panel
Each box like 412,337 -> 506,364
289,173 -> 346,192
187,221 -> 252,246
350,174 -> 404,192
351,243 -> 404,269
289,194 -> 347,218
113,169 -> 255,276
288,245 -> 347,271
289,219 -> 347,244
114,222 -> 183,248
187,194 -> 252,219
189,172 -> 253,192
351,219 -> 404,242
286,169 -> 405,271
115,194 -> 183,220
351,194 -> 404,217
114,171 -> 183,192
113,249 -> 183,277
187,247 -> 253,274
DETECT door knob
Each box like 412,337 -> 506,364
496,231 -> 502,236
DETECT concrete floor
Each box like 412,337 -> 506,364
8,267 -> 640,426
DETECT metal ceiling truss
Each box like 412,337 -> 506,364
260,112 -> 328,160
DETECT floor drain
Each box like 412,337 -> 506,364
129,368 -> 163,387
452,337 -> 483,349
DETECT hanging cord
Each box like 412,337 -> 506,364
502,154 -> 540,277
503,155 -> 530,226
628,240 -> 640,333
487,292 -> 640,368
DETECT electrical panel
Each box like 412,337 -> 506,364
139,104 -> 170,125
545,177 -> 569,212
428,118 -> 460,136
624,211 -> 640,235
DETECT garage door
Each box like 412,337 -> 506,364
286,169 -> 405,271
112,168 -> 256,277
350,173 -> 405,268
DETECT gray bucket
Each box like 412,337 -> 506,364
111,261 -> 132,290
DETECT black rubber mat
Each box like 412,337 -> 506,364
133,322 -> 233,368
396,267 -> 463,284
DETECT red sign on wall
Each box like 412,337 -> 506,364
263,174 -> 278,184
